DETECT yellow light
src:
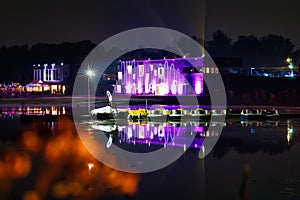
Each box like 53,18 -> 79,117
287,131 -> 291,144
87,162 -> 94,175
286,57 -> 292,63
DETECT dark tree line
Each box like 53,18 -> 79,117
205,30 -> 297,67
0,31 -> 298,84
0,41 -> 96,83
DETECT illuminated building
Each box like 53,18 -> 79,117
114,57 -> 204,96
26,63 -> 67,94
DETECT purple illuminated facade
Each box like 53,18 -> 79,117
114,57 -> 204,96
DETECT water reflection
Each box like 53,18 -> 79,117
287,119 -> 294,144
89,120 -> 224,151
0,115 -> 139,200
87,118 -> 299,158
0,105 -> 68,120
0,105 -> 299,199
212,119 -> 300,159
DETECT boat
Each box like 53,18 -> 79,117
128,108 -> 148,121
240,108 -> 279,121
90,106 -> 116,120
211,109 -> 227,121
90,106 -> 129,121
169,108 -> 185,121
91,123 -> 117,133
265,108 -> 280,119
115,108 -> 129,119
90,90 -> 129,120
240,109 -> 266,120
189,108 -> 211,120
147,108 -> 169,121
226,108 -> 242,118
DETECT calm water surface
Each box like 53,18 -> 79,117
0,106 -> 299,200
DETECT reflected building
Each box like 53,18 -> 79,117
94,121 -> 223,150
0,105 -> 67,119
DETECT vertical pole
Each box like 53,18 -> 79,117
199,148 -> 206,200
88,77 -> 90,113
145,99 -> 148,110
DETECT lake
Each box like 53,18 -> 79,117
0,105 -> 299,200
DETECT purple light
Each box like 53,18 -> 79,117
115,57 -> 204,96
192,126 -> 204,133
194,74 -> 203,95
116,122 -> 205,149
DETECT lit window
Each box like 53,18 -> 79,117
127,65 -> 132,74
215,67 -> 219,73
206,67 -> 210,74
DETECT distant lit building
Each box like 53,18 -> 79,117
102,74 -> 116,81
114,57 -> 204,96
26,63 -> 68,94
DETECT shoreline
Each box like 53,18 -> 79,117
1,96 -> 300,114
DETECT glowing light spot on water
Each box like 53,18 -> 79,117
23,190 -> 40,200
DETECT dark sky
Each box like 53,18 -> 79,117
1,0 -> 300,48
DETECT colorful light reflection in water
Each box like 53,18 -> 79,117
91,121 -> 224,150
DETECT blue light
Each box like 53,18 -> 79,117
262,73 -> 269,77
288,63 -> 294,69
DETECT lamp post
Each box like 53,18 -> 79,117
86,69 -> 94,113
286,57 -> 294,78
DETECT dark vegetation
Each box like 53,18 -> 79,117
0,30 -> 299,84
0,30 -> 300,105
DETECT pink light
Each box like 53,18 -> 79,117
137,80 -> 142,94
178,84 -> 183,95
195,80 -> 201,95
171,80 -> 177,94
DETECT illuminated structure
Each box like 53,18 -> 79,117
26,63 -> 67,94
114,57 -> 204,96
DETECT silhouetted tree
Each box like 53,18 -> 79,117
292,48 -> 300,66
206,30 -> 232,57
257,34 -> 294,66
0,33 -> 298,84
0,41 -> 97,84
233,35 -> 259,66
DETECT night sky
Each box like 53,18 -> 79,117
1,0 -> 300,48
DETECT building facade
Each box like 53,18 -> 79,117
26,63 -> 68,94
114,57 -> 204,96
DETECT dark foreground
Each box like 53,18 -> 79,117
0,108 -> 300,200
